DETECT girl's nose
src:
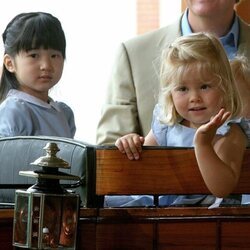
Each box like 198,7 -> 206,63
40,57 -> 53,71
190,91 -> 201,102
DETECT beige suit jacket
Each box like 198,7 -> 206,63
96,15 -> 250,145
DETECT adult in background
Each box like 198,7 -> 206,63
96,0 -> 250,145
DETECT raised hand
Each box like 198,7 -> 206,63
194,108 -> 231,146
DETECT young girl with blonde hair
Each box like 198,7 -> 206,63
107,32 -> 250,207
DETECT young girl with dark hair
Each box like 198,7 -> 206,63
0,12 -> 75,137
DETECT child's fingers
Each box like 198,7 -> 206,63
198,109 -> 230,135
209,109 -> 230,127
115,138 -> 126,153
125,136 -> 141,160
115,135 -> 143,160
221,111 -> 231,123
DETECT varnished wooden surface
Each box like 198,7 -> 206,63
3,206 -> 250,220
2,147 -> 250,249
0,208 -> 14,219
2,206 -> 250,249
97,206 -> 250,218
96,147 -> 250,195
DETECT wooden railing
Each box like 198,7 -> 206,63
95,147 -> 250,195
1,146 -> 250,249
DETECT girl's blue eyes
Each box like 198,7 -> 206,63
176,84 -> 211,91
177,87 -> 187,92
200,84 -> 211,90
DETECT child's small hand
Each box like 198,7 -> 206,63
115,133 -> 145,160
194,108 -> 231,145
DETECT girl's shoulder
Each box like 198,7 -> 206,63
234,118 -> 250,144
217,117 -> 250,140
53,101 -> 74,116
0,97 -> 34,136
54,101 -> 72,109
0,95 -> 30,113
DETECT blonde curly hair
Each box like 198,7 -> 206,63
158,32 -> 242,125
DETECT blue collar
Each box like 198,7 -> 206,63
181,9 -> 239,59
7,89 -> 60,111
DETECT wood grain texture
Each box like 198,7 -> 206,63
96,147 -> 250,195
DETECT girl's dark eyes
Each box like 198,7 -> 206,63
26,50 -> 62,58
51,54 -> 62,58
29,54 -> 37,58
27,53 -> 61,59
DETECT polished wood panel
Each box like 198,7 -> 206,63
78,222 -> 96,250
158,221 -> 217,249
98,206 -> 250,218
0,212 -> 14,250
96,223 -> 154,249
96,148 -> 208,195
77,208 -> 97,250
96,147 -> 250,195
2,147 -> 250,249
3,207 -> 250,249
221,221 -> 250,249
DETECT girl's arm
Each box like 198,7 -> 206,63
194,109 -> 247,197
115,129 -> 158,160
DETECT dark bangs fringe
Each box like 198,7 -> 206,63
17,15 -> 66,58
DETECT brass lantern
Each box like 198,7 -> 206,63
13,142 -> 80,249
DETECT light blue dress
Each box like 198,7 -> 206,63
105,104 -> 250,207
0,89 -> 76,138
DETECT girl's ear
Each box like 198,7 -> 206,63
3,54 -> 15,73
